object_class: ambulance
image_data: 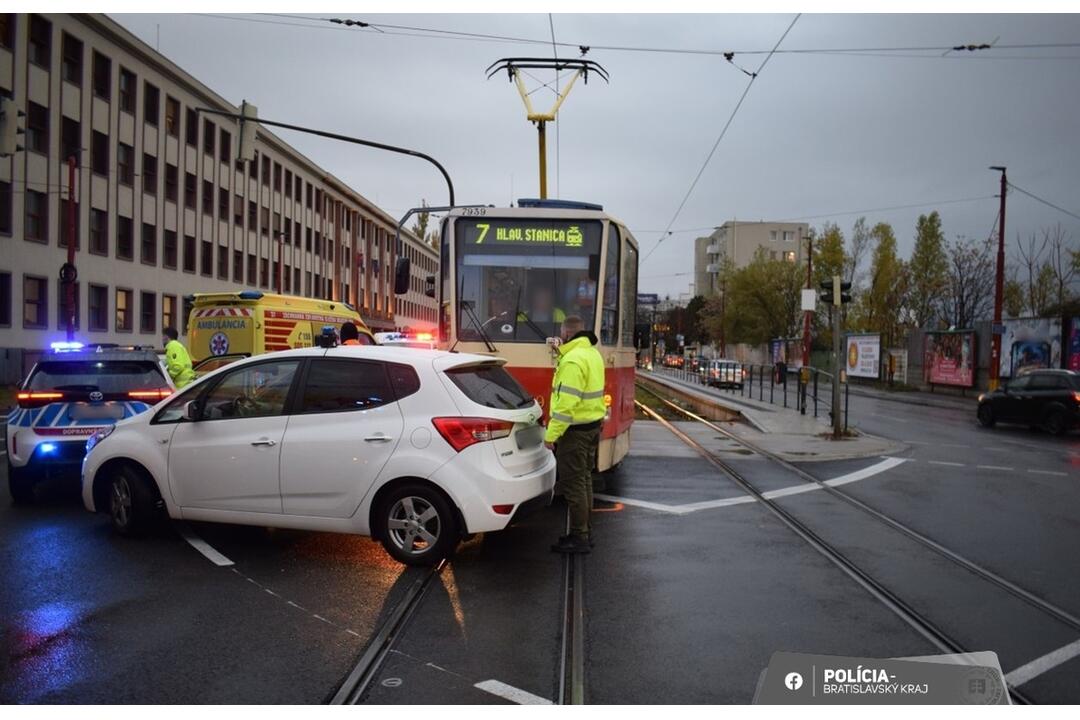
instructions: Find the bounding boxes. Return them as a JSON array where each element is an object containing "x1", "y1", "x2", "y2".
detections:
[{"x1": 187, "y1": 291, "x2": 375, "y2": 365}]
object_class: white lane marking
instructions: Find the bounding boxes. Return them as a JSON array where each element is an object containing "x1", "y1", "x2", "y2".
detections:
[
  {"x1": 976, "y1": 465, "x2": 1014, "y2": 471},
  {"x1": 345, "y1": 629, "x2": 361, "y2": 637},
  {"x1": 0, "y1": 450, "x2": 6, "y2": 458},
  {"x1": 177, "y1": 523, "x2": 234, "y2": 567},
  {"x1": 1005, "y1": 638, "x2": 1080, "y2": 687},
  {"x1": 927, "y1": 460, "x2": 964, "y2": 467},
  {"x1": 1028, "y1": 469, "x2": 1067, "y2": 477},
  {"x1": 596, "y1": 457, "x2": 907, "y2": 515},
  {"x1": 312, "y1": 614, "x2": 333, "y2": 625},
  {"x1": 474, "y1": 679, "x2": 553, "y2": 705}
]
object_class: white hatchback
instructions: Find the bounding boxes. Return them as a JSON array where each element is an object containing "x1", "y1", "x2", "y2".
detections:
[{"x1": 81, "y1": 346, "x2": 556, "y2": 565}]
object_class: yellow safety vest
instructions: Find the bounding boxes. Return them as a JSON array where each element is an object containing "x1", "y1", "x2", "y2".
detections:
[
  {"x1": 517, "y1": 307, "x2": 566, "y2": 323},
  {"x1": 545, "y1": 333, "x2": 606, "y2": 443},
  {"x1": 165, "y1": 339, "x2": 196, "y2": 389}
]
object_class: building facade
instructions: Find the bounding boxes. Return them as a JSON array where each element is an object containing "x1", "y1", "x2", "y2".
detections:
[
  {"x1": 693, "y1": 220, "x2": 810, "y2": 297},
  {"x1": 0, "y1": 13, "x2": 437, "y2": 379}
]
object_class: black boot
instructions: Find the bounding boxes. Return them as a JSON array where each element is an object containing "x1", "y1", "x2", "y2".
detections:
[{"x1": 551, "y1": 534, "x2": 591, "y2": 554}]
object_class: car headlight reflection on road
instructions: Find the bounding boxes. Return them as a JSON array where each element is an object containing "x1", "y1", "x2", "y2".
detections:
[{"x1": 85, "y1": 425, "x2": 115, "y2": 454}]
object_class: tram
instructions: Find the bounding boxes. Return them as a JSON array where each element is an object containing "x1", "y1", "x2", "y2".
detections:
[{"x1": 424, "y1": 199, "x2": 638, "y2": 471}]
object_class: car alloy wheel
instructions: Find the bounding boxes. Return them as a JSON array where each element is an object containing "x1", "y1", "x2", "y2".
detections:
[
  {"x1": 387, "y1": 496, "x2": 440, "y2": 557},
  {"x1": 111, "y1": 475, "x2": 133, "y2": 529}
]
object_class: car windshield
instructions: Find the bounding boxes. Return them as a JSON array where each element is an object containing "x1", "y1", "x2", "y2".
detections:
[
  {"x1": 27, "y1": 360, "x2": 169, "y2": 394},
  {"x1": 444, "y1": 363, "x2": 534, "y2": 409},
  {"x1": 455, "y1": 218, "x2": 602, "y2": 343}
]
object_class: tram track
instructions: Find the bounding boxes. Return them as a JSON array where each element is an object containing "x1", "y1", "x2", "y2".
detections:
[
  {"x1": 559, "y1": 511, "x2": 587, "y2": 705},
  {"x1": 631, "y1": 382, "x2": 1068, "y2": 704}
]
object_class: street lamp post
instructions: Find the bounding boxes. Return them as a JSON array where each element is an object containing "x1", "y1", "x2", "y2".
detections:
[{"x1": 989, "y1": 166, "x2": 1007, "y2": 391}]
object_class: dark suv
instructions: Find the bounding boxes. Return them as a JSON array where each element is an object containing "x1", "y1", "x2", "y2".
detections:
[{"x1": 976, "y1": 369, "x2": 1080, "y2": 435}]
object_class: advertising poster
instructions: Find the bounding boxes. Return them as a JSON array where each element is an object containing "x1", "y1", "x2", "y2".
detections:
[
  {"x1": 1068, "y1": 317, "x2": 1080, "y2": 372},
  {"x1": 845, "y1": 334, "x2": 880, "y2": 379},
  {"x1": 925, "y1": 331, "x2": 975, "y2": 387},
  {"x1": 999, "y1": 317, "x2": 1062, "y2": 377},
  {"x1": 770, "y1": 339, "x2": 787, "y2": 365}
]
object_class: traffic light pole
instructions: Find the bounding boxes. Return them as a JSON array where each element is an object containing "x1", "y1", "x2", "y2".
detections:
[
  {"x1": 802, "y1": 232, "x2": 813, "y2": 368},
  {"x1": 832, "y1": 279, "x2": 843, "y2": 439}
]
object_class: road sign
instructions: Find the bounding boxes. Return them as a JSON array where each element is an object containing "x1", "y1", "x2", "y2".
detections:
[{"x1": 801, "y1": 288, "x2": 817, "y2": 312}]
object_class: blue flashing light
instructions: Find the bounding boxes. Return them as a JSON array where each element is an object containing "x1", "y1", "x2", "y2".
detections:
[
  {"x1": 238, "y1": 290, "x2": 264, "y2": 300},
  {"x1": 39, "y1": 442, "x2": 58, "y2": 455},
  {"x1": 50, "y1": 341, "x2": 85, "y2": 352}
]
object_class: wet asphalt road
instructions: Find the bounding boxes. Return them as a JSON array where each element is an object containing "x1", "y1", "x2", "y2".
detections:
[{"x1": 1, "y1": 393, "x2": 1078, "y2": 703}]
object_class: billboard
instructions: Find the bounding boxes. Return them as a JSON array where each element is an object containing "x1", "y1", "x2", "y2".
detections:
[
  {"x1": 1067, "y1": 317, "x2": 1080, "y2": 372},
  {"x1": 925, "y1": 330, "x2": 975, "y2": 387},
  {"x1": 845, "y1": 334, "x2": 880, "y2": 379},
  {"x1": 999, "y1": 317, "x2": 1062, "y2": 377}
]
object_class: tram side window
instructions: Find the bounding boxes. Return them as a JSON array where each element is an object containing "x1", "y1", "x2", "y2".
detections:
[
  {"x1": 620, "y1": 238, "x2": 638, "y2": 346},
  {"x1": 600, "y1": 225, "x2": 620, "y2": 345}
]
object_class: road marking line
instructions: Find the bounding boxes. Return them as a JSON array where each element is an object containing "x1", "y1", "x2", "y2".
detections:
[
  {"x1": 312, "y1": 614, "x2": 333, "y2": 625},
  {"x1": 176, "y1": 523, "x2": 234, "y2": 567},
  {"x1": 286, "y1": 600, "x2": 308, "y2": 612},
  {"x1": 1005, "y1": 638, "x2": 1080, "y2": 687},
  {"x1": 976, "y1": 465, "x2": 1014, "y2": 471},
  {"x1": 346, "y1": 629, "x2": 361, "y2": 637},
  {"x1": 596, "y1": 457, "x2": 907, "y2": 515},
  {"x1": 927, "y1": 460, "x2": 965, "y2": 467},
  {"x1": 0, "y1": 450, "x2": 6, "y2": 458},
  {"x1": 1028, "y1": 469, "x2": 1067, "y2": 477},
  {"x1": 264, "y1": 588, "x2": 279, "y2": 597},
  {"x1": 474, "y1": 679, "x2": 552, "y2": 705}
]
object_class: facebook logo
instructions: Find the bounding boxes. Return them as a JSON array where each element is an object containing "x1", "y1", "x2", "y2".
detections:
[{"x1": 785, "y1": 672, "x2": 803, "y2": 691}]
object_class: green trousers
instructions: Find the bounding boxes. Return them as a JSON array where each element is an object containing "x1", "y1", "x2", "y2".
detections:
[{"x1": 555, "y1": 424, "x2": 601, "y2": 537}]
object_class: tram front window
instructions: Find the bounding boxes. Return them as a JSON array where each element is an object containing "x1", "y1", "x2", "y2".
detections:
[{"x1": 455, "y1": 218, "x2": 602, "y2": 343}]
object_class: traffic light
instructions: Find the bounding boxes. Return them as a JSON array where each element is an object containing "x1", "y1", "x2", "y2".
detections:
[
  {"x1": 818, "y1": 276, "x2": 852, "y2": 306},
  {"x1": 237, "y1": 100, "x2": 258, "y2": 163},
  {"x1": 0, "y1": 96, "x2": 26, "y2": 157}
]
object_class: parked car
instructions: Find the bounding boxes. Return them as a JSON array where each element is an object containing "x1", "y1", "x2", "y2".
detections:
[
  {"x1": 704, "y1": 359, "x2": 744, "y2": 389},
  {"x1": 81, "y1": 346, "x2": 556, "y2": 565},
  {"x1": 976, "y1": 369, "x2": 1080, "y2": 435}
]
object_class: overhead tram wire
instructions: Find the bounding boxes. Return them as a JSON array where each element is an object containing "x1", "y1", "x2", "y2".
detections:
[
  {"x1": 550, "y1": 13, "x2": 561, "y2": 200},
  {"x1": 1007, "y1": 182, "x2": 1080, "y2": 223},
  {"x1": 642, "y1": 14, "x2": 802, "y2": 264}
]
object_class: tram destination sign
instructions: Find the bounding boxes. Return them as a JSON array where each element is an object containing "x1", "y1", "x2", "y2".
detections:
[{"x1": 457, "y1": 218, "x2": 601, "y2": 253}]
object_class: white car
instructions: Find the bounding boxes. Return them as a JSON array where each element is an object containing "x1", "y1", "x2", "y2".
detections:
[{"x1": 81, "y1": 346, "x2": 556, "y2": 565}]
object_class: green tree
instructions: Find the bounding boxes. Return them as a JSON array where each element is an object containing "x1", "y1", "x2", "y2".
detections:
[
  {"x1": 907, "y1": 211, "x2": 948, "y2": 329},
  {"x1": 854, "y1": 222, "x2": 908, "y2": 345},
  {"x1": 813, "y1": 222, "x2": 846, "y2": 289},
  {"x1": 704, "y1": 249, "x2": 803, "y2": 346},
  {"x1": 685, "y1": 294, "x2": 709, "y2": 345}
]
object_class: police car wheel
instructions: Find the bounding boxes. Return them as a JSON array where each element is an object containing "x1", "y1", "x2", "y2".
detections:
[
  {"x1": 109, "y1": 466, "x2": 156, "y2": 536},
  {"x1": 7, "y1": 460, "x2": 36, "y2": 504},
  {"x1": 378, "y1": 484, "x2": 459, "y2": 566}
]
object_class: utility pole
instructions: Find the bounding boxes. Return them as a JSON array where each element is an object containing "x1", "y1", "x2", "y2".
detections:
[
  {"x1": 64, "y1": 156, "x2": 77, "y2": 341},
  {"x1": 832, "y1": 277, "x2": 843, "y2": 439},
  {"x1": 988, "y1": 166, "x2": 1007, "y2": 391},
  {"x1": 802, "y1": 229, "x2": 813, "y2": 368}
]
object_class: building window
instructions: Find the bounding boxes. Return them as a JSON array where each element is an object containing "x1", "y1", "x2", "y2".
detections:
[
  {"x1": 25, "y1": 190, "x2": 47, "y2": 242},
  {"x1": 285, "y1": 170, "x2": 293, "y2": 198},
  {"x1": 783, "y1": 250, "x2": 796, "y2": 262},
  {"x1": 202, "y1": 118, "x2": 215, "y2": 156},
  {"x1": 185, "y1": 107, "x2": 198, "y2": 146},
  {"x1": 260, "y1": 206, "x2": 269, "y2": 237},
  {"x1": 261, "y1": 155, "x2": 270, "y2": 186},
  {"x1": 91, "y1": 131, "x2": 109, "y2": 176},
  {"x1": 218, "y1": 187, "x2": 229, "y2": 221},
  {"x1": 90, "y1": 209, "x2": 107, "y2": 255},
  {"x1": 92, "y1": 51, "x2": 111, "y2": 99},
  {"x1": 26, "y1": 102, "x2": 48, "y2": 154},
  {"x1": 56, "y1": 281, "x2": 80, "y2": 330},
  {"x1": 165, "y1": 96, "x2": 180, "y2": 137},
  {"x1": 184, "y1": 172, "x2": 196, "y2": 210},
  {"x1": 141, "y1": 222, "x2": 156, "y2": 265},
  {"x1": 273, "y1": 162, "x2": 282, "y2": 192},
  {"x1": 115, "y1": 288, "x2": 132, "y2": 332},
  {"x1": 294, "y1": 268, "x2": 301, "y2": 295},
  {"x1": 233, "y1": 250, "x2": 243, "y2": 282},
  {"x1": 143, "y1": 82, "x2": 159, "y2": 126},
  {"x1": 233, "y1": 193, "x2": 243, "y2": 226},
  {"x1": 117, "y1": 143, "x2": 134, "y2": 185},
  {"x1": 294, "y1": 221, "x2": 301, "y2": 247},
  {"x1": 248, "y1": 200, "x2": 256, "y2": 228},
  {"x1": 1, "y1": 181, "x2": 13, "y2": 235},
  {"x1": 119, "y1": 68, "x2": 136, "y2": 113},
  {"x1": 219, "y1": 129, "x2": 231, "y2": 163},
  {"x1": 117, "y1": 216, "x2": 133, "y2": 259},
  {"x1": 217, "y1": 244, "x2": 228, "y2": 280},
  {"x1": 247, "y1": 253, "x2": 256, "y2": 285},
  {"x1": 202, "y1": 179, "x2": 213, "y2": 215},
  {"x1": 165, "y1": 163, "x2": 178, "y2": 202},
  {"x1": 163, "y1": 230, "x2": 177, "y2": 269},
  {"x1": 88, "y1": 283, "x2": 107, "y2": 331},
  {"x1": 249, "y1": 151, "x2": 258, "y2": 178},
  {"x1": 783, "y1": 230, "x2": 795, "y2": 243},
  {"x1": 28, "y1": 15, "x2": 51, "y2": 69},
  {"x1": 770, "y1": 230, "x2": 778, "y2": 242},
  {"x1": 23, "y1": 275, "x2": 48, "y2": 328},
  {"x1": 260, "y1": 258, "x2": 269, "y2": 288},
  {"x1": 140, "y1": 291, "x2": 156, "y2": 333},
  {"x1": 0, "y1": 15, "x2": 14, "y2": 51},
  {"x1": 296, "y1": 175, "x2": 303, "y2": 199},
  {"x1": 142, "y1": 153, "x2": 157, "y2": 195},
  {"x1": 162, "y1": 294, "x2": 176, "y2": 332},
  {"x1": 183, "y1": 234, "x2": 196, "y2": 273},
  {"x1": 61, "y1": 116, "x2": 80, "y2": 161},
  {"x1": 61, "y1": 33, "x2": 83, "y2": 86},
  {"x1": 59, "y1": 198, "x2": 79, "y2": 248},
  {"x1": 306, "y1": 227, "x2": 312, "y2": 252},
  {"x1": 200, "y1": 240, "x2": 212, "y2": 277}
]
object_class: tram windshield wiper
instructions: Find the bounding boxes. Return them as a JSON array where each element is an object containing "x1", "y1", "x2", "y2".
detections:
[{"x1": 461, "y1": 300, "x2": 497, "y2": 353}]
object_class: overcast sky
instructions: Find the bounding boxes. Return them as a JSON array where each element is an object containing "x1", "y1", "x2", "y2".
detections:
[{"x1": 115, "y1": 13, "x2": 1080, "y2": 298}]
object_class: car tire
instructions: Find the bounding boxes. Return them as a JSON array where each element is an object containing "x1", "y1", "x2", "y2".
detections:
[
  {"x1": 7, "y1": 460, "x2": 35, "y2": 504},
  {"x1": 377, "y1": 484, "x2": 459, "y2": 566},
  {"x1": 1043, "y1": 408, "x2": 1068, "y2": 436},
  {"x1": 977, "y1": 404, "x2": 996, "y2": 428},
  {"x1": 108, "y1": 465, "x2": 158, "y2": 536}
]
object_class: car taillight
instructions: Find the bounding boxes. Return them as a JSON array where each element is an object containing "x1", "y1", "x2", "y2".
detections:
[
  {"x1": 432, "y1": 417, "x2": 514, "y2": 452},
  {"x1": 16, "y1": 391, "x2": 64, "y2": 408},
  {"x1": 1073, "y1": 391, "x2": 1080, "y2": 404},
  {"x1": 128, "y1": 389, "x2": 173, "y2": 400}
]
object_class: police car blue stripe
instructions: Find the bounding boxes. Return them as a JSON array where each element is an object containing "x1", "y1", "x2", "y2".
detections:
[
  {"x1": 20, "y1": 408, "x2": 41, "y2": 427},
  {"x1": 37, "y1": 404, "x2": 63, "y2": 427}
]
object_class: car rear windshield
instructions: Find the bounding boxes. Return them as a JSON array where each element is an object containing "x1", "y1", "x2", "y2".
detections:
[
  {"x1": 27, "y1": 360, "x2": 169, "y2": 393},
  {"x1": 444, "y1": 364, "x2": 534, "y2": 409}
]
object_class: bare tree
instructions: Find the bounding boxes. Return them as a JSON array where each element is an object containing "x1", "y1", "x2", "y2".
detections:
[
  {"x1": 1044, "y1": 223, "x2": 1078, "y2": 310},
  {"x1": 939, "y1": 236, "x2": 995, "y2": 329},
  {"x1": 1014, "y1": 230, "x2": 1051, "y2": 316}
]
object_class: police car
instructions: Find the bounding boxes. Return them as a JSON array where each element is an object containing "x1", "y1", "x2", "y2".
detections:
[
  {"x1": 6, "y1": 342, "x2": 174, "y2": 503},
  {"x1": 375, "y1": 331, "x2": 437, "y2": 350}
]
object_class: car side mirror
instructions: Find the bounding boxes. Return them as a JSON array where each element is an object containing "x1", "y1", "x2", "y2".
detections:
[
  {"x1": 394, "y1": 257, "x2": 411, "y2": 295},
  {"x1": 182, "y1": 400, "x2": 201, "y2": 422},
  {"x1": 424, "y1": 274, "x2": 436, "y2": 298}
]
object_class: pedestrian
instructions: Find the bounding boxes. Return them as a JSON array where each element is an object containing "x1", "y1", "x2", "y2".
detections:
[
  {"x1": 162, "y1": 327, "x2": 195, "y2": 389},
  {"x1": 544, "y1": 315, "x2": 606, "y2": 554},
  {"x1": 340, "y1": 321, "x2": 362, "y2": 346}
]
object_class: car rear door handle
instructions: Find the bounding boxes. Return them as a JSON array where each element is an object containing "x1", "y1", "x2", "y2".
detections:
[
  {"x1": 251, "y1": 439, "x2": 277, "y2": 447},
  {"x1": 364, "y1": 435, "x2": 394, "y2": 443}
]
